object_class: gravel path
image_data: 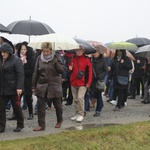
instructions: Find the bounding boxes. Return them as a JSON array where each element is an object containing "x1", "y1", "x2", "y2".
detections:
[{"x1": 0, "y1": 95, "x2": 150, "y2": 141}]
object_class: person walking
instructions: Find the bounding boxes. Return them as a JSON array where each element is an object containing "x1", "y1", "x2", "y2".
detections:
[
  {"x1": 69, "y1": 45, "x2": 93, "y2": 122},
  {"x1": 90, "y1": 50, "x2": 108, "y2": 116},
  {"x1": 32, "y1": 42, "x2": 65, "y2": 131},
  {"x1": 108, "y1": 49, "x2": 132, "y2": 111},
  {"x1": 17, "y1": 42, "x2": 36, "y2": 120},
  {"x1": 0, "y1": 43, "x2": 24, "y2": 132}
]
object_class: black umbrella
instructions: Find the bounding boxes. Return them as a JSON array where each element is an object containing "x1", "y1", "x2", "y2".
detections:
[
  {"x1": 126, "y1": 37, "x2": 150, "y2": 47},
  {"x1": 73, "y1": 38, "x2": 96, "y2": 54},
  {"x1": 7, "y1": 19, "x2": 55, "y2": 42},
  {"x1": 0, "y1": 23, "x2": 10, "y2": 33},
  {"x1": 135, "y1": 44, "x2": 150, "y2": 58}
]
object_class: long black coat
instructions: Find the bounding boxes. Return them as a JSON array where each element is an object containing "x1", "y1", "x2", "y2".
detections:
[
  {"x1": 17, "y1": 45, "x2": 36, "y2": 96},
  {"x1": 109, "y1": 55, "x2": 132, "y2": 89},
  {"x1": 0, "y1": 55, "x2": 24, "y2": 95}
]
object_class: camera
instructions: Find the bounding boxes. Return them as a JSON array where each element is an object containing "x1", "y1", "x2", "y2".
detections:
[{"x1": 77, "y1": 70, "x2": 84, "y2": 79}]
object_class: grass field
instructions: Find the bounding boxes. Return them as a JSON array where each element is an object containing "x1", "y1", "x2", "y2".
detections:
[{"x1": 0, "y1": 121, "x2": 150, "y2": 150}]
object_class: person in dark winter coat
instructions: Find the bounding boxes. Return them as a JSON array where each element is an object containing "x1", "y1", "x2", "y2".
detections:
[
  {"x1": 141, "y1": 58, "x2": 150, "y2": 104},
  {"x1": 32, "y1": 42, "x2": 65, "y2": 131},
  {"x1": 17, "y1": 42, "x2": 36, "y2": 120},
  {"x1": 90, "y1": 51, "x2": 108, "y2": 116},
  {"x1": 128, "y1": 56, "x2": 145, "y2": 99},
  {"x1": 0, "y1": 43, "x2": 24, "y2": 132},
  {"x1": 108, "y1": 49, "x2": 132, "y2": 111}
]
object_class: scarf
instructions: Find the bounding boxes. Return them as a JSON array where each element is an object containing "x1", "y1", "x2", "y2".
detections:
[
  {"x1": 40, "y1": 50, "x2": 55, "y2": 63},
  {"x1": 20, "y1": 54, "x2": 27, "y2": 64}
]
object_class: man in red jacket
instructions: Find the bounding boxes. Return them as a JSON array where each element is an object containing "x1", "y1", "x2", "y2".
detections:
[{"x1": 68, "y1": 45, "x2": 92, "y2": 122}]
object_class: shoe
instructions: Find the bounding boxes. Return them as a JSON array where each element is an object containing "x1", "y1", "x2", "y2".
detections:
[
  {"x1": 109, "y1": 100, "x2": 117, "y2": 105},
  {"x1": 7, "y1": 114, "x2": 16, "y2": 120},
  {"x1": 55, "y1": 121, "x2": 63, "y2": 128},
  {"x1": 128, "y1": 96, "x2": 135, "y2": 99},
  {"x1": 113, "y1": 107, "x2": 120, "y2": 111},
  {"x1": 13, "y1": 127, "x2": 23, "y2": 132},
  {"x1": 141, "y1": 96, "x2": 144, "y2": 99},
  {"x1": 46, "y1": 107, "x2": 51, "y2": 110},
  {"x1": 107, "y1": 99, "x2": 111, "y2": 102},
  {"x1": 93, "y1": 112, "x2": 100, "y2": 117},
  {"x1": 22, "y1": 107, "x2": 27, "y2": 110},
  {"x1": 71, "y1": 114, "x2": 78, "y2": 121},
  {"x1": 124, "y1": 102, "x2": 127, "y2": 106},
  {"x1": 76, "y1": 115, "x2": 84, "y2": 122},
  {"x1": 65, "y1": 103, "x2": 72, "y2": 106},
  {"x1": 33, "y1": 126, "x2": 45, "y2": 131},
  {"x1": 84, "y1": 111, "x2": 86, "y2": 117},
  {"x1": 34, "y1": 111, "x2": 37, "y2": 115},
  {"x1": 6, "y1": 106, "x2": 10, "y2": 110},
  {"x1": 141, "y1": 100, "x2": 150, "y2": 104},
  {"x1": 28, "y1": 113, "x2": 33, "y2": 120},
  {"x1": 0, "y1": 129, "x2": 5, "y2": 133}
]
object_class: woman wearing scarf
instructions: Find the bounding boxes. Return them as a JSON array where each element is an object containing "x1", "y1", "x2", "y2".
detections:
[
  {"x1": 17, "y1": 42, "x2": 36, "y2": 120},
  {"x1": 32, "y1": 42, "x2": 65, "y2": 131}
]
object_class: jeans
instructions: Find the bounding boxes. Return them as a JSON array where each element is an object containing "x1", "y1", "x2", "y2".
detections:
[
  {"x1": 95, "y1": 92, "x2": 103, "y2": 112},
  {"x1": 109, "y1": 80, "x2": 114, "y2": 100}
]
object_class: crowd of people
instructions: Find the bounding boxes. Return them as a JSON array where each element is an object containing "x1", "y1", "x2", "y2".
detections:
[{"x1": 0, "y1": 36, "x2": 150, "y2": 133}]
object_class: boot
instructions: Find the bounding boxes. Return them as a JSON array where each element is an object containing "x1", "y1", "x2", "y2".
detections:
[
  {"x1": 28, "y1": 113, "x2": 33, "y2": 120},
  {"x1": 90, "y1": 98, "x2": 96, "y2": 108}
]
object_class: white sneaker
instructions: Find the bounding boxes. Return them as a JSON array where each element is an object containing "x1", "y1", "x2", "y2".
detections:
[
  {"x1": 71, "y1": 114, "x2": 78, "y2": 121},
  {"x1": 125, "y1": 102, "x2": 127, "y2": 106},
  {"x1": 76, "y1": 115, "x2": 84, "y2": 122},
  {"x1": 109, "y1": 100, "x2": 117, "y2": 105}
]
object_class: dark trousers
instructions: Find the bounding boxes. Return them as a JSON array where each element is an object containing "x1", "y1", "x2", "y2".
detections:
[
  {"x1": 130, "y1": 78, "x2": 138, "y2": 97},
  {"x1": 24, "y1": 95, "x2": 33, "y2": 114},
  {"x1": 116, "y1": 88, "x2": 127, "y2": 108},
  {"x1": 0, "y1": 95, "x2": 24, "y2": 130},
  {"x1": 37, "y1": 96, "x2": 63, "y2": 128}
]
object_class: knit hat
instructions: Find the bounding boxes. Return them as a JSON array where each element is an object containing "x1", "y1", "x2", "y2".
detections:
[{"x1": 0, "y1": 42, "x2": 13, "y2": 54}]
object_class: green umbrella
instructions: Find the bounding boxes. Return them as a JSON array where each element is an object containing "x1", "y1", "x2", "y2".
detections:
[{"x1": 107, "y1": 42, "x2": 138, "y2": 51}]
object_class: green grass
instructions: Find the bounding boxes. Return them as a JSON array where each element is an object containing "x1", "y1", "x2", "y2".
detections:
[{"x1": 0, "y1": 121, "x2": 150, "y2": 150}]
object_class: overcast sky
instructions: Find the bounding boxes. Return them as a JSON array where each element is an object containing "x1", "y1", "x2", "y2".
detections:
[{"x1": 1, "y1": 0, "x2": 150, "y2": 44}]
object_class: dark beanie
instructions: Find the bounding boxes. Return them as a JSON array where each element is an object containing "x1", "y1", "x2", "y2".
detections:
[{"x1": 0, "y1": 42, "x2": 13, "y2": 54}]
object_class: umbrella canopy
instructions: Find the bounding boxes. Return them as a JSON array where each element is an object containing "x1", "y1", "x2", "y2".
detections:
[
  {"x1": 87, "y1": 40, "x2": 108, "y2": 53},
  {"x1": 107, "y1": 42, "x2": 138, "y2": 51},
  {"x1": 0, "y1": 23, "x2": 10, "y2": 33},
  {"x1": 126, "y1": 37, "x2": 150, "y2": 47},
  {"x1": 135, "y1": 45, "x2": 150, "y2": 58},
  {"x1": 74, "y1": 38, "x2": 96, "y2": 54},
  {"x1": 28, "y1": 33, "x2": 79, "y2": 50},
  {"x1": 7, "y1": 19, "x2": 55, "y2": 36},
  {"x1": 109, "y1": 49, "x2": 135, "y2": 61}
]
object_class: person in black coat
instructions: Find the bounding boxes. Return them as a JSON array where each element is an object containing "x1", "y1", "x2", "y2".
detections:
[
  {"x1": 0, "y1": 43, "x2": 24, "y2": 132},
  {"x1": 17, "y1": 42, "x2": 36, "y2": 120},
  {"x1": 108, "y1": 49, "x2": 132, "y2": 111},
  {"x1": 90, "y1": 51, "x2": 108, "y2": 116}
]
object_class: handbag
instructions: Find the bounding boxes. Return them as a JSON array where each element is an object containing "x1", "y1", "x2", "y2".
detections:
[
  {"x1": 92, "y1": 64, "x2": 105, "y2": 92},
  {"x1": 96, "y1": 80, "x2": 105, "y2": 92},
  {"x1": 117, "y1": 75, "x2": 128, "y2": 85}
]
